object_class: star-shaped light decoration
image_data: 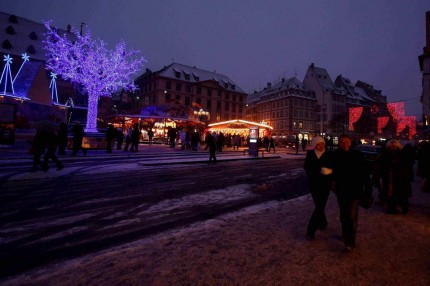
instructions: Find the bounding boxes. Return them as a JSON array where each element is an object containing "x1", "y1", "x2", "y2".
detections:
[
  {"x1": 50, "y1": 72, "x2": 57, "y2": 79},
  {"x1": 3, "y1": 54, "x2": 12, "y2": 64},
  {"x1": 21, "y1": 53, "x2": 30, "y2": 62}
]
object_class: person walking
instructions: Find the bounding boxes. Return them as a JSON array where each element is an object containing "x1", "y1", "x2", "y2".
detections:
[
  {"x1": 116, "y1": 128, "x2": 123, "y2": 150},
  {"x1": 57, "y1": 122, "x2": 68, "y2": 155},
  {"x1": 42, "y1": 129, "x2": 64, "y2": 171},
  {"x1": 304, "y1": 136, "x2": 333, "y2": 240},
  {"x1": 147, "y1": 129, "x2": 154, "y2": 145},
  {"x1": 417, "y1": 140, "x2": 430, "y2": 193},
  {"x1": 71, "y1": 122, "x2": 86, "y2": 156},
  {"x1": 233, "y1": 134, "x2": 240, "y2": 150},
  {"x1": 332, "y1": 134, "x2": 371, "y2": 252},
  {"x1": 105, "y1": 124, "x2": 116, "y2": 153},
  {"x1": 205, "y1": 131, "x2": 217, "y2": 163},
  {"x1": 373, "y1": 139, "x2": 413, "y2": 214},
  {"x1": 130, "y1": 124, "x2": 140, "y2": 152},
  {"x1": 268, "y1": 136, "x2": 276, "y2": 153}
]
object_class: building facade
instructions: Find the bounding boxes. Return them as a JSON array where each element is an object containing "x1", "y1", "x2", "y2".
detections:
[
  {"x1": 134, "y1": 63, "x2": 247, "y2": 124},
  {"x1": 0, "y1": 12, "x2": 88, "y2": 133},
  {"x1": 303, "y1": 63, "x2": 347, "y2": 136},
  {"x1": 419, "y1": 11, "x2": 430, "y2": 134},
  {"x1": 245, "y1": 77, "x2": 316, "y2": 141}
]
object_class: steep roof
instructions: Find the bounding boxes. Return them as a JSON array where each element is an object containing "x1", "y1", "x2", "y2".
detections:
[
  {"x1": 247, "y1": 76, "x2": 314, "y2": 103},
  {"x1": 0, "y1": 11, "x2": 73, "y2": 61},
  {"x1": 156, "y1": 63, "x2": 245, "y2": 93}
]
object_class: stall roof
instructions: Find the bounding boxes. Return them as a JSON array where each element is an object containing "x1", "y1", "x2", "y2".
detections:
[{"x1": 208, "y1": 119, "x2": 273, "y2": 130}]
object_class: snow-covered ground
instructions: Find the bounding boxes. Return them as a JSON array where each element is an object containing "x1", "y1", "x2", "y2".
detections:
[{"x1": 2, "y1": 178, "x2": 430, "y2": 286}]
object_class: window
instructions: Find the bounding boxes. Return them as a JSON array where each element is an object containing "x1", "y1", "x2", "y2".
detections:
[
  {"x1": 185, "y1": 96, "x2": 190, "y2": 106},
  {"x1": 29, "y1": 31, "x2": 38, "y2": 40},
  {"x1": 165, "y1": 81, "x2": 171, "y2": 89},
  {"x1": 217, "y1": 90, "x2": 222, "y2": 98},
  {"x1": 176, "y1": 83, "x2": 181, "y2": 91},
  {"x1": 2, "y1": 40, "x2": 12, "y2": 50},
  {"x1": 232, "y1": 94, "x2": 236, "y2": 101},
  {"x1": 217, "y1": 101, "x2": 221, "y2": 110},
  {"x1": 175, "y1": 94, "x2": 181, "y2": 101},
  {"x1": 299, "y1": 122, "x2": 303, "y2": 129},
  {"x1": 184, "y1": 73, "x2": 190, "y2": 80},
  {"x1": 231, "y1": 85, "x2": 235, "y2": 90},
  {"x1": 196, "y1": 98, "x2": 201, "y2": 106},
  {"x1": 239, "y1": 95, "x2": 243, "y2": 102},
  {"x1": 185, "y1": 85, "x2": 191, "y2": 93},
  {"x1": 197, "y1": 86, "x2": 202, "y2": 94},
  {"x1": 9, "y1": 15, "x2": 18, "y2": 23},
  {"x1": 239, "y1": 105, "x2": 242, "y2": 113},
  {"x1": 165, "y1": 93, "x2": 171, "y2": 101},
  {"x1": 207, "y1": 100, "x2": 212, "y2": 109},
  {"x1": 225, "y1": 102, "x2": 229, "y2": 111},
  {"x1": 26, "y1": 45, "x2": 36, "y2": 54},
  {"x1": 174, "y1": 71, "x2": 180, "y2": 78},
  {"x1": 6, "y1": 26, "x2": 15, "y2": 35},
  {"x1": 208, "y1": 88, "x2": 212, "y2": 96},
  {"x1": 225, "y1": 93, "x2": 229, "y2": 100}
]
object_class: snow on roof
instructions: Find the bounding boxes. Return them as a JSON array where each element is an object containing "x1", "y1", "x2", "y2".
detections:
[
  {"x1": 158, "y1": 63, "x2": 245, "y2": 93},
  {"x1": 247, "y1": 77, "x2": 314, "y2": 103},
  {"x1": 0, "y1": 11, "x2": 73, "y2": 61}
]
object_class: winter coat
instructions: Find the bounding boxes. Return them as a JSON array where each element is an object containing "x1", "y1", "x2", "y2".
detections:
[
  {"x1": 304, "y1": 150, "x2": 333, "y2": 192},
  {"x1": 332, "y1": 148, "x2": 370, "y2": 200}
]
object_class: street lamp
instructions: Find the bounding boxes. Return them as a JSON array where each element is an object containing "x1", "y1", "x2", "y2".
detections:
[{"x1": 194, "y1": 109, "x2": 210, "y2": 122}]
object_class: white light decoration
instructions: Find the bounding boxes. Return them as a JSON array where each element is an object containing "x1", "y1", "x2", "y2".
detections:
[
  {"x1": 49, "y1": 72, "x2": 59, "y2": 103},
  {"x1": 43, "y1": 21, "x2": 145, "y2": 132},
  {"x1": 0, "y1": 54, "x2": 14, "y2": 95},
  {"x1": 12, "y1": 53, "x2": 30, "y2": 84}
]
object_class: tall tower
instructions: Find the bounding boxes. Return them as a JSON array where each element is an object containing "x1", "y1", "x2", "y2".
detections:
[{"x1": 418, "y1": 11, "x2": 430, "y2": 131}]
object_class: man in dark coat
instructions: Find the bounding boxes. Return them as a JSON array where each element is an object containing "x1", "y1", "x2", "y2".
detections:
[
  {"x1": 205, "y1": 132, "x2": 217, "y2": 162},
  {"x1": 105, "y1": 124, "x2": 116, "y2": 153},
  {"x1": 332, "y1": 134, "x2": 371, "y2": 252},
  {"x1": 71, "y1": 122, "x2": 86, "y2": 156}
]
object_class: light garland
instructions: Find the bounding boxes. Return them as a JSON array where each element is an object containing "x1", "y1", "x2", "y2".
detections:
[
  {"x1": 377, "y1": 116, "x2": 389, "y2": 134},
  {"x1": 49, "y1": 72, "x2": 59, "y2": 103},
  {"x1": 348, "y1": 107, "x2": 363, "y2": 131},
  {"x1": 43, "y1": 21, "x2": 145, "y2": 132}
]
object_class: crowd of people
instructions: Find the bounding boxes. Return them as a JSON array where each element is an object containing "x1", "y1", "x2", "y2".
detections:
[{"x1": 304, "y1": 134, "x2": 430, "y2": 252}]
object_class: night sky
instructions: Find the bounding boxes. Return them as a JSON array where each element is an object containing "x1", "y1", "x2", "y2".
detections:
[{"x1": 1, "y1": 0, "x2": 429, "y2": 117}]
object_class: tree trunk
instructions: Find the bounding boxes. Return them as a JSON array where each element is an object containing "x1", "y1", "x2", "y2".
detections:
[{"x1": 85, "y1": 93, "x2": 99, "y2": 133}]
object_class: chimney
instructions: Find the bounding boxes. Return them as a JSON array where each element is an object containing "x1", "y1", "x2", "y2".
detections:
[
  {"x1": 67, "y1": 24, "x2": 71, "y2": 32},
  {"x1": 425, "y1": 11, "x2": 430, "y2": 53},
  {"x1": 267, "y1": 82, "x2": 272, "y2": 89},
  {"x1": 281, "y1": 78, "x2": 285, "y2": 83}
]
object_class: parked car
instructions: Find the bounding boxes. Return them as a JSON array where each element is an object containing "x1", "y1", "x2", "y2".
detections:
[{"x1": 354, "y1": 144, "x2": 383, "y2": 172}]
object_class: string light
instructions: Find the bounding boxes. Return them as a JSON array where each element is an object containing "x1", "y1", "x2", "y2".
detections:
[{"x1": 348, "y1": 107, "x2": 363, "y2": 131}]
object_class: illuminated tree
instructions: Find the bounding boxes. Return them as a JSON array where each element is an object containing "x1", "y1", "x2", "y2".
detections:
[{"x1": 43, "y1": 21, "x2": 144, "y2": 132}]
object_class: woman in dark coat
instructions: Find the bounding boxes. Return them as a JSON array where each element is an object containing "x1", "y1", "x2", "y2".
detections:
[
  {"x1": 374, "y1": 139, "x2": 413, "y2": 214},
  {"x1": 304, "y1": 136, "x2": 333, "y2": 240}
]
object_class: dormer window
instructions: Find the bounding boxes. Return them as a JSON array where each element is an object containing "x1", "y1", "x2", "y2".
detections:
[
  {"x1": 183, "y1": 72, "x2": 190, "y2": 80},
  {"x1": 174, "y1": 71, "x2": 180, "y2": 78},
  {"x1": 29, "y1": 31, "x2": 38, "y2": 40},
  {"x1": 2, "y1": 40, "x2": 12, "y2": 50},
  {"x1": 9, "y1": 15, "x2": 18, "y2": 24},
  {"x1": 6, "y1": 26, "x2": 15, "y2": 35},
  {"x1": 231, "y1": 85, "x2": 235, "y2": 90},
  {"x1": 27, "y1": 44, "x2": 36, "y2": 54},
  {"x1": 193, "y1": 73, "x2": 199, "y2": 81}
]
